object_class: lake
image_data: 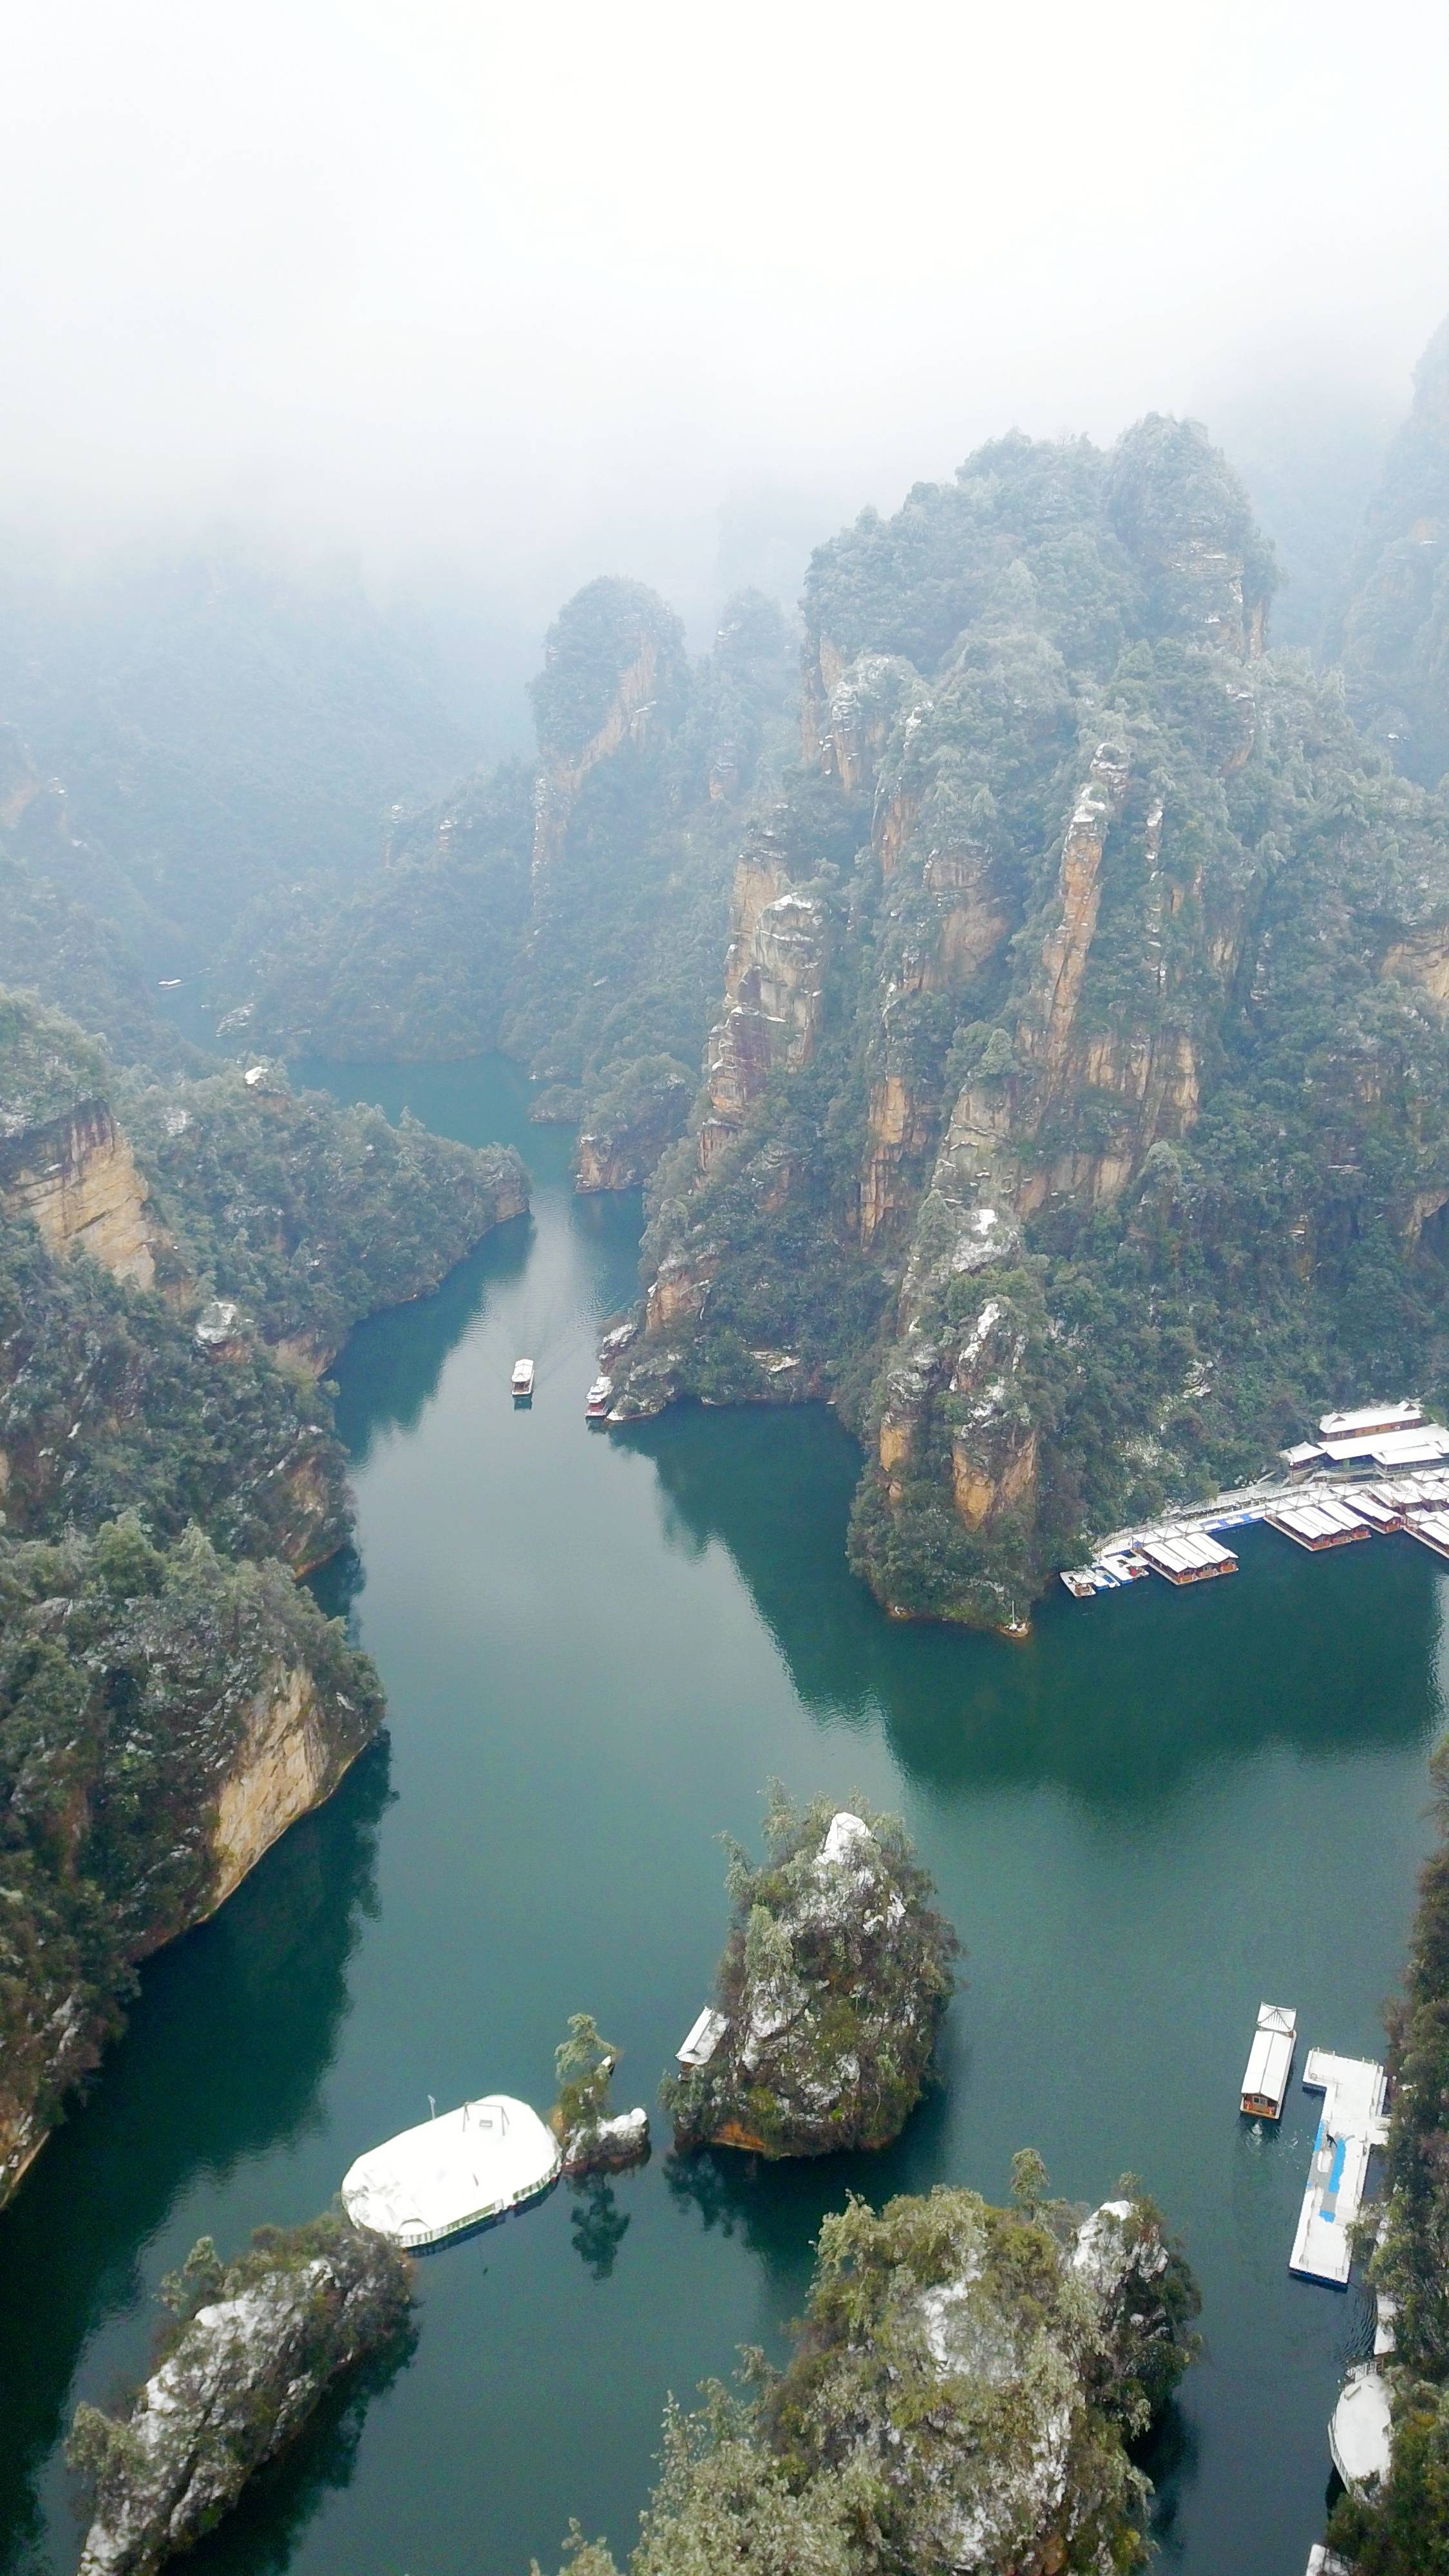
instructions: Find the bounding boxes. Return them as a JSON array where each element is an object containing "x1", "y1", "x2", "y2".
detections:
[{"x1": 0, "y1": 1053, "x2": 1441, "y2": 2576}]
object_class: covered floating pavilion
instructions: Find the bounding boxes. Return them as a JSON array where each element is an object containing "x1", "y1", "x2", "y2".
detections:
[
  {"x1": 1289, "y1": 2050, "x2": 1388, "y2": 2287},
  {"x1": 1139, "y1": 1531, "x2": 1238, "y2": 1586},
  {"x1": 1266, "y1": 1496, "x2": 1372, "y2": 1552}
]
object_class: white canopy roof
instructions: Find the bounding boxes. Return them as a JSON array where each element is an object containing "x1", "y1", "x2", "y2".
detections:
[{"x1": 341, "y1": 2095, "x2": 559, "y2": 2247}]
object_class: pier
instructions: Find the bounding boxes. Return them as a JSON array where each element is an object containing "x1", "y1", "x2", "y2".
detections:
[{"x1": 1289, "y1": 2050, "x2": 1388, "y2": 2286}]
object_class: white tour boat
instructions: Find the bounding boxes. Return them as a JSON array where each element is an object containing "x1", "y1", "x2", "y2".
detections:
[
  {"x1": 511, "y1": 1358, "x2": 535, "y2": 1399},
  {"x1": 341, "y1": 2094, "x2": 560, "y2": 2248},
  {"x1": 585, "y1": 1375, "x2": 612, "y2": 1420}
]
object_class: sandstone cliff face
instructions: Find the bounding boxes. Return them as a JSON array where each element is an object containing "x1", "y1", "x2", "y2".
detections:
[
  {"x1": 207, "y1": 1662, "x2": 359, "y2": 1914},
  {"x1": 0, "y1": 1101, "x2": 159, "y2": 1288},
  {"x1": 575, "y1": 1061, "x2": 692, "y2": 1192},
  {"x1": 701, "y1": 872, "x2": 831, "y2": 1166},
  {"x1": 532, "y1": 627, "x2": 666, "y2": 875}
]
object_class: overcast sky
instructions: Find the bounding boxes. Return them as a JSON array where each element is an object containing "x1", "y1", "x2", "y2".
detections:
[{"x1": 4, "y1": 0, "x2": 1446, "y2": 624}]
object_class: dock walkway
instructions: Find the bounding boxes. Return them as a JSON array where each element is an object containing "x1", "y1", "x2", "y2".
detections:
[{"x1": 1289, "y1": 2050, "x2": 1388, "y2": 2286}]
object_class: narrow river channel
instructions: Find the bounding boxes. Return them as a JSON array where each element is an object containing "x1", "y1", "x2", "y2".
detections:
[{"x1": 1, "y1": 1056, "x2": 1443, "y2": 2576}]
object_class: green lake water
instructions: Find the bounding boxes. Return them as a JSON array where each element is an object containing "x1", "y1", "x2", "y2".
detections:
[{"x1": 2, "y1": 1052, "x2": 1444, "y2": 2576}]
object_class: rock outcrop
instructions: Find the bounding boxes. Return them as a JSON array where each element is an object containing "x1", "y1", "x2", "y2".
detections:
[
  {"x1": 759, "y1": 2181, "x2": 1201, "y2": 2575},
  {"x1": 576, "y1": 1057, "x2": 692, "y2": 1192},
  {"x1": 529, "y1": 577, "x2": 691, "y2": 875},
  {"x1": 603, "y1": 406, "x2": 1449, "y2": 1634},
  {"x1": 70, "y1": 2217, "x2": 413, "y2": 2576},
  {"x1": 0, "y1": 1098, "x2": 159, "y2": 1288},
  {"x1": 666, "y1": 1796, "x2": 958, "y2": 2158}
]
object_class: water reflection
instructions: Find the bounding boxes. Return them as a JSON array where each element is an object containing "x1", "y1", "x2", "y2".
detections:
[
  {"x1": 331, "y1": 1220, "x2": 533, "y2": 1463},
  {"x1": 0, "y1": 1746, "x2": 391, "y2": 2566},
  {"x1": 627, "y1": 1405, "x2": 1441, "y2": 1805},
  {"x1": 569, "y1": 2177, "x2": 631, "y2": 2280}
]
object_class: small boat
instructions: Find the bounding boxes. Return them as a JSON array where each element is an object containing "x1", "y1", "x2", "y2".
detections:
[
  {"x1": 341, "y1": 2093, "x2": 560, "y2": 2249},
  {"x1": 1240, "y1": 2002, "x2": 1297, "y2": 2119},
  {"x1": 585, "y1": 1374, "x2": 612, "y2": 1421},
  {"x1": 157, "y1": 977, "x2": 182, "y2": 990},
  {"x1": 511, "y1": 1358, "x2": 535, "y2": 1399}
]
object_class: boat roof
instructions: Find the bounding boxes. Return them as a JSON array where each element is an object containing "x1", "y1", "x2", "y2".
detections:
[
  {"x1": 677, "y1": 2006, "x2": 729, "y2": 2068},
  {"x1": 1331, "y1": 2370, "x2": 1392, "y2": 2485},
  {"x1": 1243, "y1": 2025, "x2": 1294, "y2": 2099},
  {"x1": 341, "y1": 2094, "x2": 558, "y2": 2240}
]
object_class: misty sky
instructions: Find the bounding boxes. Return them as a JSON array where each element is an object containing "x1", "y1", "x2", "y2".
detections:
[{"x1": 5, "y1": 0, "x2": 1446, "y2": 625}]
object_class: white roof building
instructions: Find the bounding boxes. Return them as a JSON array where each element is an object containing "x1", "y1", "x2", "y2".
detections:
[{"x1": 1319, "y1": 1401, "x2": 1423, "y2": 1439}]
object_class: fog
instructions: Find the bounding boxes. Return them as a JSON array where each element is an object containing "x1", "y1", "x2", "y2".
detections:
[{"x1": 4, "y1": 0, "x2": 1445, "y2": 636}]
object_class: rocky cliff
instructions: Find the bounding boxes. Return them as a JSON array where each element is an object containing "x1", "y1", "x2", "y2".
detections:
[
  {"x1": 608, "y1": 411, "x2": 1449, "y2": 1629},
  {"x1": 222, "y1": 589, "x2": 797, "y2": 1169},
  {"x1": 70, "y1": 2216, "x2": 413, "y2": 2576}
]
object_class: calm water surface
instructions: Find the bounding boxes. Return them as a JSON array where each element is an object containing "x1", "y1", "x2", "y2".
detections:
[{"x1": 2, "y1": 1054, "x2": 1444, "y2": 2576}]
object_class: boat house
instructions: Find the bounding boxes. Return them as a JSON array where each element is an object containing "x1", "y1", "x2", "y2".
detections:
[
  {"x1": 340, "y1": 2094, "x2": 560, "y2": 2248},
  {"x1": 1318, "y1": 1400, "x2": 1423, "y2": 1440}
]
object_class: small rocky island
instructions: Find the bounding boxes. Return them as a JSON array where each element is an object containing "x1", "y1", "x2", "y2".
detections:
[
  {"x1": 69, "y1": 2215, "x2": 413, "y2": 2576},
  {"x1": 551, "y1": 2012, "x2": 650, "y2": 2175},
  {"x1": 664, "y1": 1791, "x2": 958, "y2": 2157}
]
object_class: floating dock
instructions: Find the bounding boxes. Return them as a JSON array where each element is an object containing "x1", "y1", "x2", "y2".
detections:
[
  {"x1": 1289, "y1": 2050, "x2": 1388, "y2": 2286},
  {"x1": 1240, "y1": 2003, "x2": 1297, "y2": 2119},
  {"x1": 1057, "y1": 1404, "x2": 1449, "y2": 1606}
]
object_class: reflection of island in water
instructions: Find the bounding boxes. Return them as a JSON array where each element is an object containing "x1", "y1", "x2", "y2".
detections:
[
  {"x1": 0, "y1": 1744, "x2": 392, "y2": 2575},
  {"x1": 626, "y1": 1402, "x2": 1443, "y2": 1803}
]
